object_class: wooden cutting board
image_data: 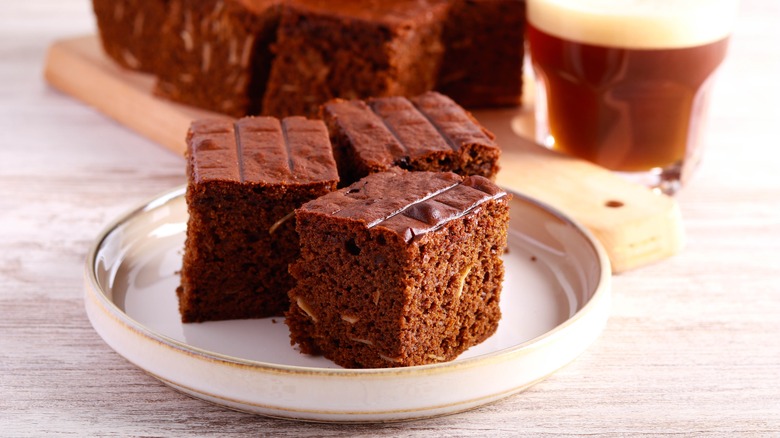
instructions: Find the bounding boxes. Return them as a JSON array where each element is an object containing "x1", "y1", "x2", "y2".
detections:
[{"x1": 43, "y1": 35, "x2": 685, "y2": 273}]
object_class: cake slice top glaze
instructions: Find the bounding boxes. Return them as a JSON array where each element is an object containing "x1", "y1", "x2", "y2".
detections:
[
  {"x1": 187, "y1": 116, "x2": 339, "y2": 185},
  {"x1": 322, "y1": 91, "x2": 498, "y2": 169},
  {"x1": 300, "y1": 169, "x2": 508, "y2": 242}
]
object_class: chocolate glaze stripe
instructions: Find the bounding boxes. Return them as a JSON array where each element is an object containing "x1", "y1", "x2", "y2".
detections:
[
  {"x1": 362, "y1": 181, "x2": 462, "y2": 229},
  {"x1": 232, "y1": 120, "x2": 246, "y2": 184},
  {"x1": 429, "y1": 192, "x2": 473, "y2": 212},
  {"x1": 280, "y1": 118, "x2": 295, "y2": 174},
  {"x1": 369, "y1": 97, "x2": 454, "y2": 157},
  {"x1": 367, "y1": 102, "x2": 410, "y2": 157},
  {"x1": 410, "y1": 99, "x2": 460, "y2": 153},
  {"x1": 366, "y1": 180, "x2": 507, "y2": 242},
  {"x1": 387, "y1": 183, "x2": 507, "y2": 242}
]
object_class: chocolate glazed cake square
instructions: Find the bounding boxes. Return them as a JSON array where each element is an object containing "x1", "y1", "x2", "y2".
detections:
[
  {"x1": 178, "y1": 116, "x2": 339, "y2": 323},
  {"x1": 287, "y1": 169, "x2": 510, "y2": 368},
  {"x1": 322, "y1": 91, "x2": 501, "y2": 186}
]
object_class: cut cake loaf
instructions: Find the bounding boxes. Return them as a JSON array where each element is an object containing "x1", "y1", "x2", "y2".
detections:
[{"x1": 92, "y1": 0, "x2": 527, "y2": 116}]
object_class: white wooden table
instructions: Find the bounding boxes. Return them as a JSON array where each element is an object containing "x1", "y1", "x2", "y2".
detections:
[{"x1": 2, "y1": 1, "x2": 779, "y2": 435}]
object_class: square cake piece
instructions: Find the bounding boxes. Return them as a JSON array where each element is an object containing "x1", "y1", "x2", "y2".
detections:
[
  {"x1": 154, "y1": 0, "x2": 282, "y2": 117},
  {"x1": 178, "y1": 116, "x2": 339, "y2": 322},
  {"x1": 287, "y1": 169, "x2": 510, "y2": 368},
  {"x1": 261, "y1": 0, "x2": 450, "y2": 118},
  {"x1": 321, "y1": 91, "x2": 501, "y2": 186}
]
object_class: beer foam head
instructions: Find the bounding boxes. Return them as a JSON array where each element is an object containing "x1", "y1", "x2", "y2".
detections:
[{"x1": 527, "y1": 0, "x2": 738, "y2": 49}]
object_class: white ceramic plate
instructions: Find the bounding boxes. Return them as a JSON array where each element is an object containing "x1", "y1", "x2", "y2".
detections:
[{"x1": 84, "y1": 185, "x2": 611, "y2": 423}]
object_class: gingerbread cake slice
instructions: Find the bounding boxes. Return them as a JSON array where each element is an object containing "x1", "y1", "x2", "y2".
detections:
[
  {"x1": 287, "y1": 169, "x2": 510, "y2": 368},
  {"x1": 178, "y1": 116, "x2": 339, "y2": 323},
  {"x1": 321, "y1": 91, "x2": 500, "y2": 186},
  {"x1": 437, "y1": 0, "x2": 526, "y2": 108},
  {"x1": 261, "y1": 0, "x2": 450, "y2": 118}
]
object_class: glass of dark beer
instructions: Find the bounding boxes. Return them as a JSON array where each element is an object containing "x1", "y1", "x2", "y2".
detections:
[{"x1": 527, "y1": 0, "x2": 738, "y2": 194}]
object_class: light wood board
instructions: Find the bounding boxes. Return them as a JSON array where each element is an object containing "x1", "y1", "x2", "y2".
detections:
[{"x1": 43, "y1": 35, "x2": 685, "y2": 273}]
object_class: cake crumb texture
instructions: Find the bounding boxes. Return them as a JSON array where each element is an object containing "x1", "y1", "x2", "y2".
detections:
[
  {"x1": 178, "y1": 116, "x2": 338, "y2": 322},
  {"x1": 287, "y1": 169, "x2": 510, "y2": 368}
]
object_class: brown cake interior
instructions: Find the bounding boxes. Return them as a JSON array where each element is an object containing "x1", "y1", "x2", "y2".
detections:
[
  {"x1": 180, "y1": 181, "x2": 322, "y2": 321},
  {"x1": 154, "y1": 0, "x2": 282, "y2": 117},
  {"x1": 438, "y1": 0, "x2": 526, "y2": 107},
  {"x1": 178, "y1": 117, "x2": 338, "y2": 322},
  {"x1": 261, "y1": 0, "x2": 449, "y2": 117},
  {"x1": 92, "y1": 0, "x2": 172, "y2": 74}
]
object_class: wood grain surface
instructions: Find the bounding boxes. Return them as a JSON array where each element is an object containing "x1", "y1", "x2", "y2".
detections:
[{"x1": 2, "y1": 1, "x2": 779, "y2": 436}]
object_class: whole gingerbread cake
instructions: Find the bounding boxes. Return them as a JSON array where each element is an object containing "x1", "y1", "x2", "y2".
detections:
[
  {"x1": 178, "y1": 116, "x2": 339, "y2": 322},
  {"x1": 92, "y1": 0, "x2": 526, "y2": 117},
  {"x1": 287, "y1": 169, "x2": 510, "y2": 368}
]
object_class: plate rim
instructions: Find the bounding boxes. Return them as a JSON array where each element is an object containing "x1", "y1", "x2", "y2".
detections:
[{"x1": 83, "y1": 184, "x2": 612, "y2": 420}]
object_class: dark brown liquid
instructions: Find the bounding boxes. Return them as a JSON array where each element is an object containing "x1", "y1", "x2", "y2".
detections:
[{"x1": 528, "y1": 24, "x2": 729, "y2": 172}]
